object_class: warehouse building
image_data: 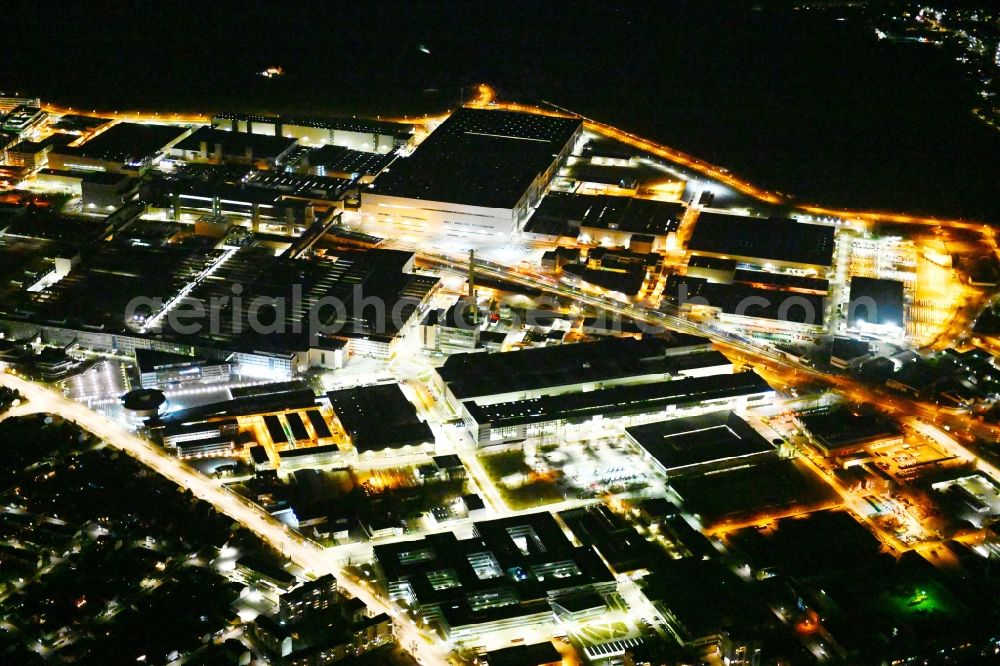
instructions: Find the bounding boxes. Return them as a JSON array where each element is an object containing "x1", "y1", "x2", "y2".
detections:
[
  {"x1": 686, "y1": 213, "x2": 836, "y2": 272},
  {"x1": 847, "y1": 276, "x2": 906, "y2": 336},
  {"x1": 463, "y1": 370, "x2": 774, "y2": 446},
  {"x1": 795, "y1": 407, "x2": 903, "y2": 457},
  {"x1": 326, "y1": 383, "x2": 434, "y2": 458},
  {"x1": 434, "y1": 336, "x2": 721, "y2": 412},
  {"x1": 523, "y1": 191, "x2": 684, "y2": 250},
  {"x1": 362, "y1": 108, "x2": 583, "y2": 239},
  {"x1": 211, "y1": 112, "x2": 411, "y2": 153},
  {"x1": 664, "y1": 274, "x2": 828, "y2": 338},
  {"x1": 47, "y1": 122, "x2": 193, "y2": 173},
  {"x1": 168, "y1": 126, "x2": 298, "y2": 168}
]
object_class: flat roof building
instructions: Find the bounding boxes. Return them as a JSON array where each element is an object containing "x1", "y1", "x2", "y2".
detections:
[
  {"x1": 292, "y1": 143, "x2": 395, "y2": 179},
  {"x1": 305, "y1": 409, "x2": 334, "y2": 442},
  {"x1": 639, "y1": 559, "x2": 775, "y2": 648},
  {"x1": 831, "y1": 337, "x2": 870, "y2": 369},
  {"x1": 0, "y1": 95, "x2": 41, "y2": 114},
  {"x1": 847, "y1": 276, "x2": 905, "y2": 335},
  {"x1": 212, "y1": 112, "x2": 411, "y2": 153},
  {"x1": 136, "y1": 348, "x2": 233, "y2": 389},
  {"x1": 175, "y1": 434, "x2": 237, "y2": 459},
  {"x1": 286, "y1": 411, "x2": 310, "y2": 443},
  {"x1": 277, "y1": 444, "x2": 351, "y2": 471},
  {"x1": 4, "y1": 138, "x2": 54, "y2": 168},
  {"x1": 434, "y1": 336, "x2": 717, "y2": 411},
  {"x1": 733, "y1": 268, "x2": 829, "y2": 294},
  {"x1": 558, "y1": 504, "x2": 662, "y2": 577},
  {"x1": 626, "y1": 410, "x2": 777, "y2": 478},
  {"x1": 420, "y1": 301, "x2": 482, "y2": 353},
  {"x1": 249, "y1": 445, "x2": 271, "y2": 471},
  {"x1": 1, "y1": 243, "x2": 437, "y2": 374},
  {"x1": 1, "y1": 105, "x2": 46, "y2": 136},
  {"x1": 362, "y1": 108, "x2": 582, "y2": 239},
  {"x1": 796, "y1": 407, "x2": 903, "y2": 457},
  {"x1": 524, "y1": 191, "x2": 684, "y2": 250},
  {"x1": 484, "y1": 643, "x2": 562, "y2": 666},
  {"x1": 665, "y1": 274, "x2": 827, "y2": 335},
  {"x1": 326, "y1": 383, "x2": 434, "y2": 456},
  {"x1": 687, "y1": 213, "x2": 835, "y2": 271},
  {"x1": 373, "y1": 512, "x2": 615, "y2": 641},
  {"x1": 48, "y1": 122, "x2": 192, "y2": 173},
  {"x1": 278, "y1": 573, "x2": 339, "y2": 623},
  {"x1": 169, "y1": 126, "x2": 298, "y2": 168},
  {"x1": 464, "y1": 370, "x2": 774, "y2": 445},
  {"x1": 162, "y1": 418, "x2": 239, "y2": 448}
]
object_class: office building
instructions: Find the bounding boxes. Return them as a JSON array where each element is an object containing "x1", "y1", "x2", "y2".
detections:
[
  {"x1": 419, "y1": 302, "x2": 481, "y2": 352},
  {"x1": 136, "y1": 348, "x2": 234, "y2": 389},
  {"x1": 0, "y1": 95, "x2": 41, "y2": 114},
  {"x1": 4, "y1": 139, "x2": 53, "y2": 168},
  {"x1": 373, "y1": 512, "x2": 616, "y2": 641},
  {"x1": 1, "y1": 105, "x2": 46, "y2": 136}
]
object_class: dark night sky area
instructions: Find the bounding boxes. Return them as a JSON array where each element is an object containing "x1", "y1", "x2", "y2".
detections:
[{"x1": 1, "y1": 1, "x2": 998, "y2": 221}]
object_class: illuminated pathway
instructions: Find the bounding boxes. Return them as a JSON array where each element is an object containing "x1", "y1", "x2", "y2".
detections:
[
  {"x1": 0, "y1": 372, "x2": 452, "y2": 666},
  {"x1": 41, "y1": 103, "x2": 209, "y2": 125},
  {"x1": 469, "y1": 87, "x2": 990, "y2": 231}
]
